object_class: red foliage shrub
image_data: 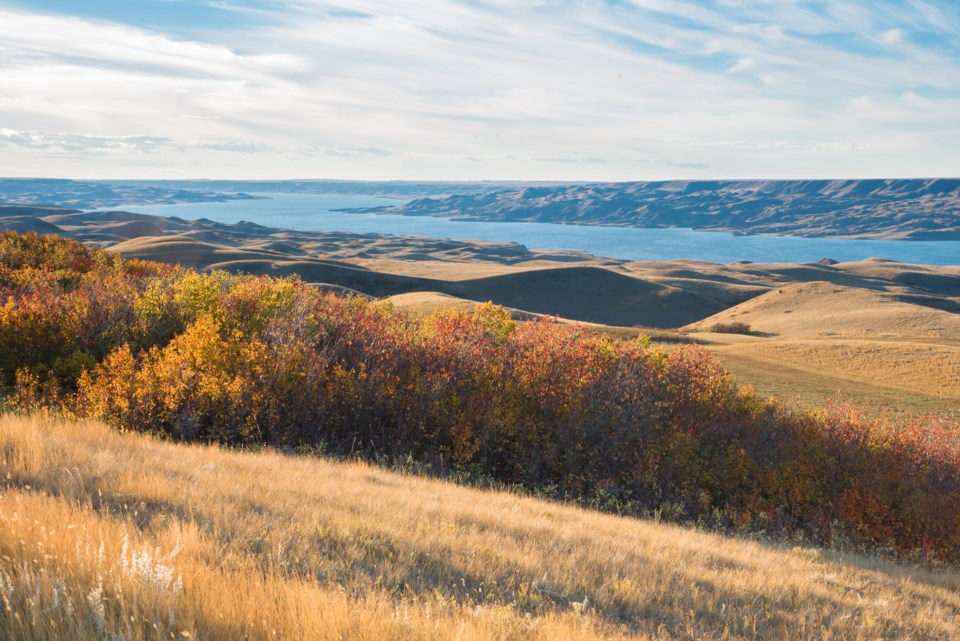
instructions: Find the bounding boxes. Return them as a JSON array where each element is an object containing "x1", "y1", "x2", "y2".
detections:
[{"x1": 4, "y1": 231, "x2": 960, "y2": 561}]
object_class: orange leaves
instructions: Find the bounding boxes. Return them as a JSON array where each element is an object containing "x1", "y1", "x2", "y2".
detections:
[
  {"x1": 77, "y1": 314, "x2": 273, "y2": 443},
  {"x1": 13, "y1": 367, "x2": 42, "y2": 412},
  {"x1": 76, "y1": 344, "x2": 139, "y2": 427},
  {"x1": 509, "y1": 320, "x2": 613, "y2": 415},
  {"x1": 0, "y1": 231, "x2": 93, "y2": 274}
]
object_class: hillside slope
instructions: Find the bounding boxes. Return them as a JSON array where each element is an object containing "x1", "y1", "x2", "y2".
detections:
[
  {"x1": 444, "y1": 265, "x2": 726, "y2": 327},
  {"x1": 110, "y1": 235, "x2": 723, "y2": 327},
  {"x1": 3, "y1": 414, "x2": 960, "y2": 641},
  {"x1": 680, "y1": 280, "x2": 960, "y2": 416},
  {"x1": 4, "y1": 207, "x2": 958, "y2": 329},
  {"x1": 685, "y1": 281, "x2": 960, "y2": 339}
]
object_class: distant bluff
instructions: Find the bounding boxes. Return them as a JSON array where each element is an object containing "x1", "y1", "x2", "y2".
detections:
[{"x1": 357, "y1": 178, "x2": 960, "y2": 240}]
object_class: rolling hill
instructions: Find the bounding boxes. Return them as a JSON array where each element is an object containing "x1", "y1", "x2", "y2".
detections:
[
  {"x1": 3, "y1": 207, "x2": 958, "y2": 416},
  {"x1": 685, "y1": 281, "x2": 960, "y2": 339}
]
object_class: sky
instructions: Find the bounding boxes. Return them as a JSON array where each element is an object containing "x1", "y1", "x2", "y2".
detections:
[{"x1": 0, "y1": 0, "x2": 958, "y2": 181}]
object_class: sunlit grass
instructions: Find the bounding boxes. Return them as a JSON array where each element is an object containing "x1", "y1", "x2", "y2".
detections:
[{"x1": 2, "y1": 413, "x2": 960, "y2": 640}]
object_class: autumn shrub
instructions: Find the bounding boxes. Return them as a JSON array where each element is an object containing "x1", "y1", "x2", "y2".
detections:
[
  {"x1": 710, "y1": 321, "x2": 752, "y2": 334},
  {"x1": 0, "y1": 232, "x2": 175, "y2": 386},
  {"x1": 3, "y1": 231, "x2": 960, "y2": 561}
]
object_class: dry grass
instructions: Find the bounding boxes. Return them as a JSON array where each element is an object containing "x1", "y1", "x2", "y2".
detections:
[
  {"x1": 722, "y1": 339, "x2": 960, "y2": 399},
  {"x1": 3, "y1": 414, "x2": 960, "y2": 640},
  {"x1": 688, "y1": 336, "x2": 960, "y2": 419},
  {"x1": 684, "y1": 281, "x2": 960, "y2": 340},
  {"x1": 711, "y1": 347, "x2": 960, "y2": 420},
  {"x1": 677, "y1": 279, "x2": 960, "y2": 418}
]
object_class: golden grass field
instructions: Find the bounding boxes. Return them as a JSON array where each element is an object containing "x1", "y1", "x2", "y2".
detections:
[
  {"x1": 681, "y1": 280, "x2": 960, "y2": 419},
  {"x1": 700, "y1": 338, "x2": 960, "y2": 417},
  {"x1": 3, "y1": 413, "x2": 960, "y2": 641}
]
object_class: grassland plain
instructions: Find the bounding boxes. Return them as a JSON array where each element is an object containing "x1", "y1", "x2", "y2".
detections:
[{"x1": 3, "y1": 413, "x2": 960, "y2": 641}]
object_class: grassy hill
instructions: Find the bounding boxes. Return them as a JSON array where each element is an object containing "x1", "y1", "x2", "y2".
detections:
[
  {"x1": 699, "y1": 339, "x2": 960, "y2": 419},
  {"x1": 4, "y1": 230, "x2": 960, "y2": 562},
  {"x1": 3, "y1": 413, "x2": 960, "y2": 641},
  {"x1": 3, "y1": 229, "x2": 960, "y2": 639},
  {"x1": 678, "y1": 279, "x2": 960, "y2": 418},
  {"x1": 684, "y1": 281, "x2": 960, "y2": 339}
]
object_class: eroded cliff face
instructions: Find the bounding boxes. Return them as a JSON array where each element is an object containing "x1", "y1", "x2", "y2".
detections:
[{"x1": 360, "y1": 178, "x2": 960, "y2": 239}]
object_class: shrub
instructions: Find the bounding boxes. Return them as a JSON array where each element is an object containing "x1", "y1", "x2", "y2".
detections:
[{"x1": 710, "y1": 322, "x2": 752, "y2": 334}]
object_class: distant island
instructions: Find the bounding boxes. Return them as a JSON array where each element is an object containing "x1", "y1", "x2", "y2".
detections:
[
  {"x1": 342, "y1": 178, "x2": 960, "y2": 240},
  {"x1": 0, "y1": 177, "x2": 562, "y2": 211},
  {"x1": 105, "y1": 179, "x2": 570, "y2": 200}
]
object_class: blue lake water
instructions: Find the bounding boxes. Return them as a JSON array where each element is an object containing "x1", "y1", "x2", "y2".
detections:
[{"x1": 112, "y1": 192, "x2": 960, "y2": 266}]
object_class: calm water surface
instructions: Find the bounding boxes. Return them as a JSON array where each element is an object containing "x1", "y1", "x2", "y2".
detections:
[{"x1": 112, "y1": 193, "x2": 960, "y2": 266}]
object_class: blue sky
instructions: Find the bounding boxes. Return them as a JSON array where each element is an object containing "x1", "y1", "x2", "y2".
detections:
[{"x1": 0, "y1": 0, "x2": 958, "y2": 180}]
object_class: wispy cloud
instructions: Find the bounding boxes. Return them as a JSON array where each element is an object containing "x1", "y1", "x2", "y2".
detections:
[
  {"x1": 880, "y1": 28, "x2": 906, "y2": 44},
  {"x1": 0, "y1": 128, "x2": 277, "y2": 156},
  {"x1": 191, "y1": 140, "x2": 275, "y2": 154},
  {"x1": 692, "y1": 141, "x2": 871, "y2": 152},
  {"x1": 324, "y1": 147, "x2": 395, "y2": 158},
  {"x1": 0, "y1": 1, "x2": 957, "y2": 179},
  {"x1": 0, "y1": 129, "x2": 173, "y2": 153},
  {"x1": 727, "y1": 58, "x2": 757, "y2": 74}
]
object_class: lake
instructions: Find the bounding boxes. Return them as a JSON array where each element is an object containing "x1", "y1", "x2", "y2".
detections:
[{"x1": 111, "y1": 192, "x2": 960, "y2": 265}]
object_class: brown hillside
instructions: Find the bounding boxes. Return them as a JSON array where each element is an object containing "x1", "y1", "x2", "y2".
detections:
[{"x1": 445, "y1": 266, "x2": 726, "y2": 328}]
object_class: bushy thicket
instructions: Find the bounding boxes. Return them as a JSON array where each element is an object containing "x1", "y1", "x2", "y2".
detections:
[
  {"x1": 4, "y1": 231, "x2": 960, "y2": 561},
  {"x1": 710, "y1": 321, "x2": 752, "y2": 334}
]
